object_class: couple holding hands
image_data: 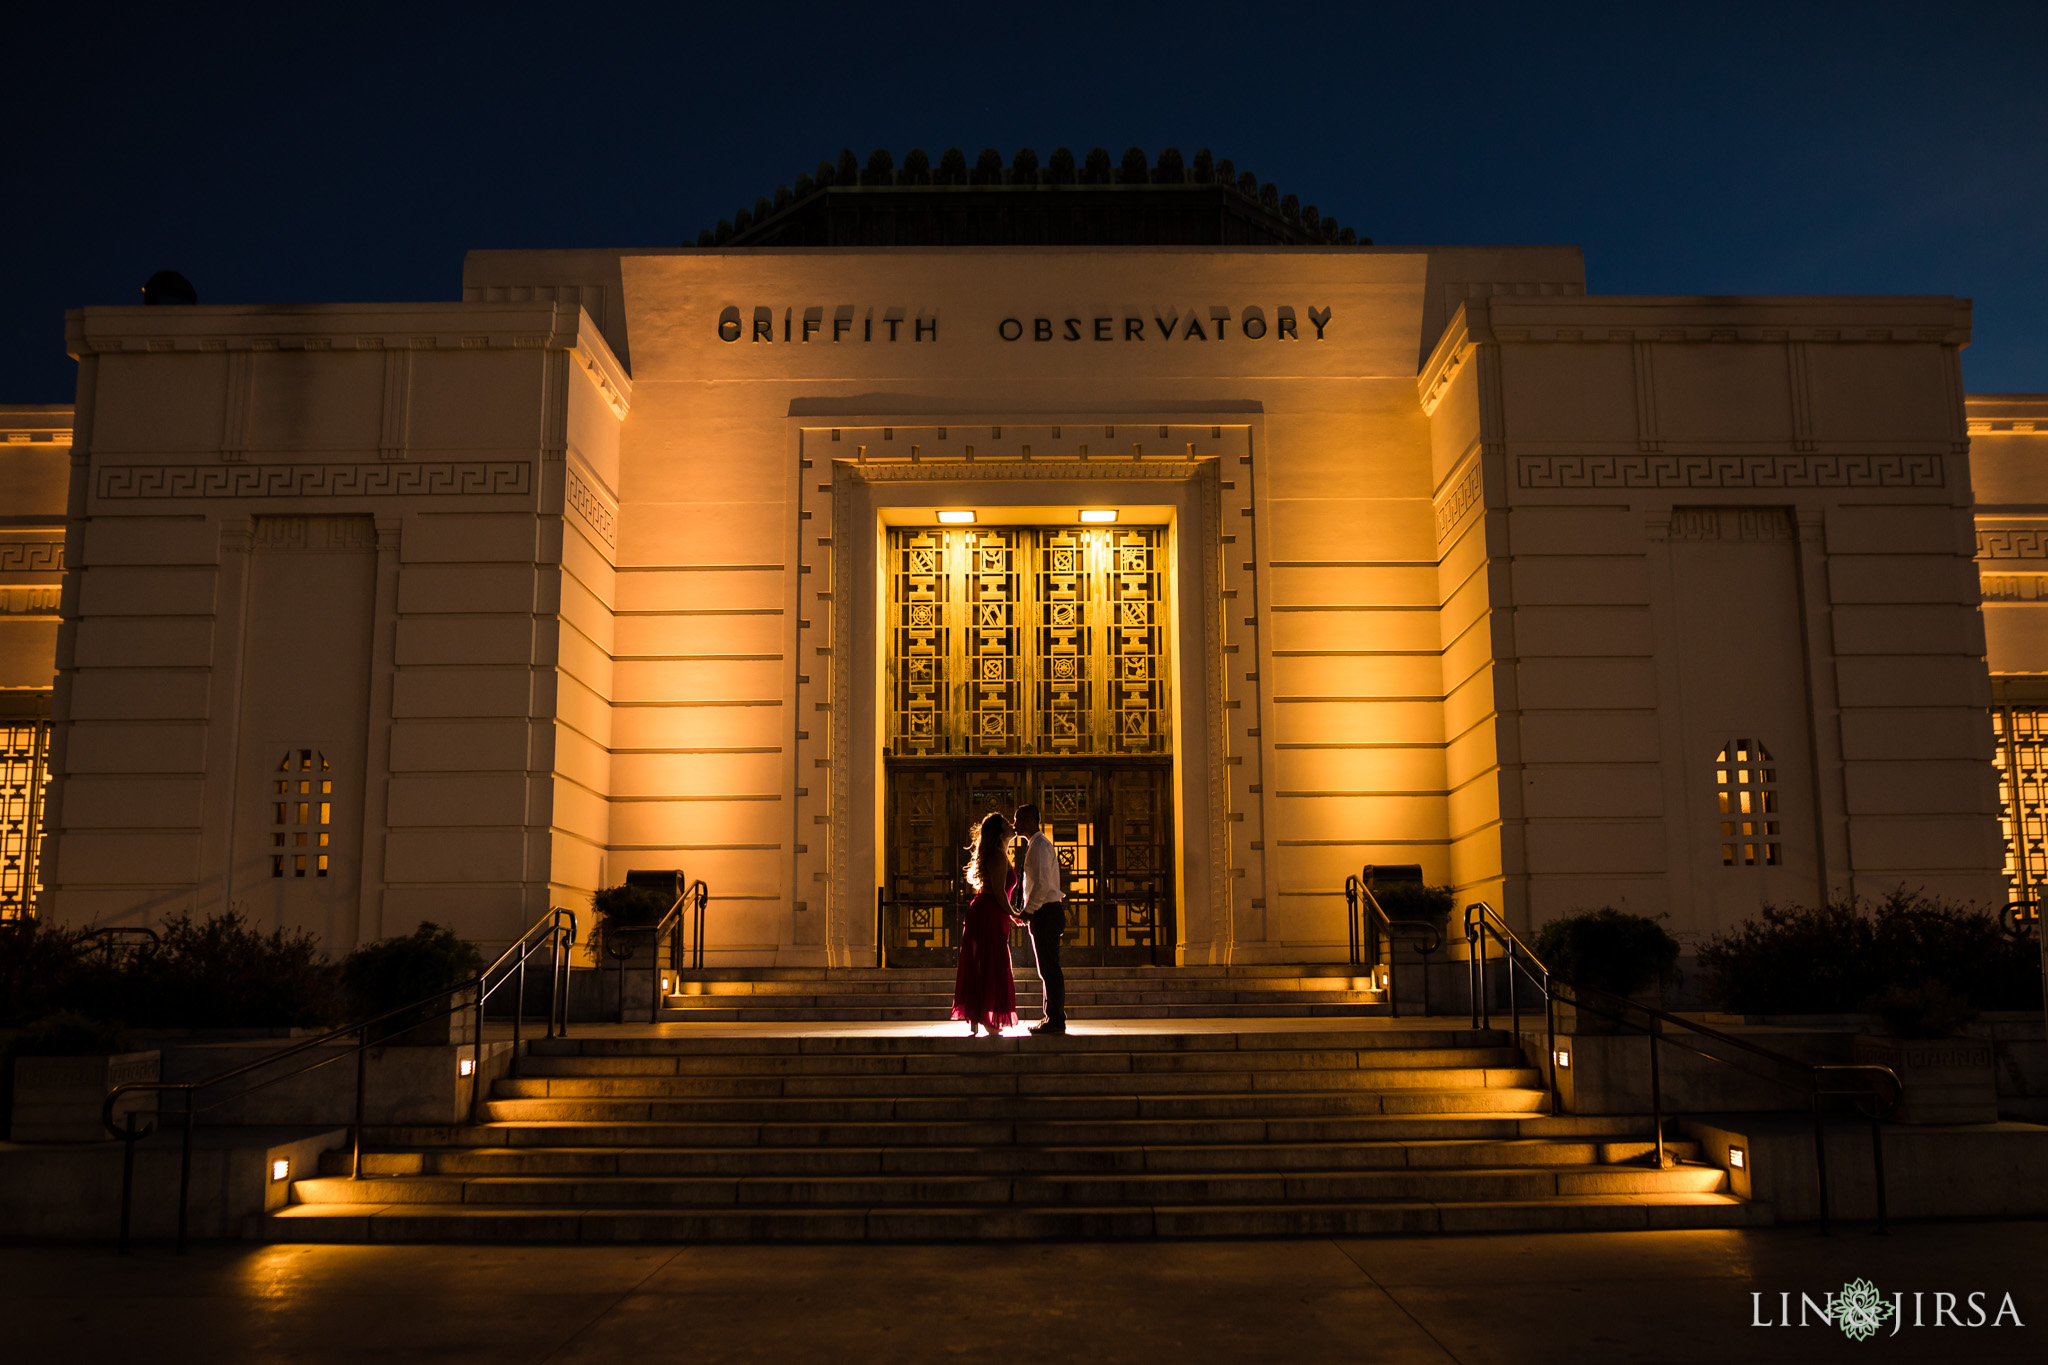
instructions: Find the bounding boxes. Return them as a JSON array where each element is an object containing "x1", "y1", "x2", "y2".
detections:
[{"x1": 950, "y1": 803, "x2": 1067, "y2": 1037}]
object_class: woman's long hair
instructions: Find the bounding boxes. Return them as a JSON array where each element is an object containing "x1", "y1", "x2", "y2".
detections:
[{"x1": 963, "y1": 812, "x2": 1011, "y2": 893}]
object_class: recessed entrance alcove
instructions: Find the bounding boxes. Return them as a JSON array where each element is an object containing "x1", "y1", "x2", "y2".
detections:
[{"x1": 789, "y1": 416, "x2": 1263, "y2": 968}]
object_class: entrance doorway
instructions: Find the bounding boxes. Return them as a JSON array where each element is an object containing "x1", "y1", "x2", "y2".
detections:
[
  {"x1": 881, "y1": 758, "x2": 1173, "y2": 967},
  {"x1": 877, "y1": 521, "x2": 1177, "y2": 966}
]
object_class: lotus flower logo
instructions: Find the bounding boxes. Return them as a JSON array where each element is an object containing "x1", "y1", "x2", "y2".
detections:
[{"x1": 1835, "y1": 1279, "x2": 1896, "y2": 1342}]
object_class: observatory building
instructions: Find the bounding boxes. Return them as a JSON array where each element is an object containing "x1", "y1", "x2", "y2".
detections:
[{"x1": 3, "y1": 147, "x2": 2043, "y2": 969}]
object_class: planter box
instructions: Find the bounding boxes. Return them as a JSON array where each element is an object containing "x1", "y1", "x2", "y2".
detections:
[
  {"x1": 1852, "y1": 1034, "x2": 1997, "y2": 1125},
  {"x1": 366, "y1": 986, "x2": 478, "y2": 1047},
  {"x1": 11, "y1": 1051, "x2": 161, "y2": 1143}
]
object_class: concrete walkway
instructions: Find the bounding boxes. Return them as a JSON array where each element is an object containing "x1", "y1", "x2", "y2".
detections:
[{"x1": 1, "y1": 1223, "x2": 2037, "y2": 1363}]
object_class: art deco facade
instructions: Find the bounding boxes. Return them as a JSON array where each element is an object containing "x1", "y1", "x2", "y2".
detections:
[{"x1": 3, "y1": 180, "x2": 2042, "y2": 963}]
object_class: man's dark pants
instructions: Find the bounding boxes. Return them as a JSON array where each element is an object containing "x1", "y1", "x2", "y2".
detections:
[{"x1": 1028, "y1": 902, "x2": 1067, "y2": 1025}]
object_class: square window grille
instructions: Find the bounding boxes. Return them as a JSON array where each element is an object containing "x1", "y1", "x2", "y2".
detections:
[
  {"x1": 271, "y1": 749, "x2": 334, "y2": 878},
  {"x1": 1715, "y1": 738, "x2": 1781, "y2": 866}
]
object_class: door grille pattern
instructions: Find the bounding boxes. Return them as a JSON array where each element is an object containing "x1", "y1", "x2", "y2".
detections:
[
  {"x1": 0, "y1": 708, "x2": 50, "y2": 919},
  {"x1": 889, "y1": 526, "x2": 1168, "y2": 758},
  {"x1": 1994, "y1": 705, "x2": 2046, "y2": 900}
]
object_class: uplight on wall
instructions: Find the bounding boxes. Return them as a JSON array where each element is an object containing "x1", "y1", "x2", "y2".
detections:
[
  {"x1": 936, "y1": 510, "x2": 976, "y2": 524},
  {"x1": 270, "y1": 1158, "x2": 290, "y2": 1182},
  {"x1": 458, "y1": 1058, "x2": 476, "y2": 1078},
  {"x1": 1078, "y1": 509, "x2": 1118, "y2": 523}
]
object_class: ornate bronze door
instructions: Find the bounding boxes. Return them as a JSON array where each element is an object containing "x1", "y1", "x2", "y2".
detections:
[{"x1": 882, "y1": 758, "x2": 1172, "y2": 967}]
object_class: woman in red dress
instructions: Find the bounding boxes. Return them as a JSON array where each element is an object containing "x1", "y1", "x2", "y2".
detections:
[{"x1": 951, "y1": 812, "x2": 1020, "y2": 1037}]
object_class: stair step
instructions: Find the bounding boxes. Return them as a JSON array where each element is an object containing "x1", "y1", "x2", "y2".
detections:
[
  {"x1": 260, "y1": 1192, "x2": 1766, "y2": 1242},
  {"x1": 493, "y1": 1065, "x2": 1537, "y2": 1098}
]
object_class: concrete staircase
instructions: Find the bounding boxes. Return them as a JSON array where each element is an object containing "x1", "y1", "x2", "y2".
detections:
[
  {"x1": 260, "y1": 1025, "x2": 1766, "y2": 1242},
  {"x1": 655, "y1": 964, "x2": 1388, "y2": 1022}
]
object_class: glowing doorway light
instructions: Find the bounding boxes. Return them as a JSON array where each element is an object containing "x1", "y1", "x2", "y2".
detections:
[
  {"x1": 1078, "y1": 509, "x2": 1118, "y2": 523},
  {"x1": 936, "y1": 510, "x2": 976, "y2": 524}
]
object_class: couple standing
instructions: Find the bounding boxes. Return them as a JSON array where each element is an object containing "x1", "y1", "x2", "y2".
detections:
[{"x1": 950, "y1": 802, "x2": 1066, "y2": 1037}]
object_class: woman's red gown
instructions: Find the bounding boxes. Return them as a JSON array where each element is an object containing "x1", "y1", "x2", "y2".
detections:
[{"x1": 951, "y1": 868, "x2": 1019, "y2": 1032}]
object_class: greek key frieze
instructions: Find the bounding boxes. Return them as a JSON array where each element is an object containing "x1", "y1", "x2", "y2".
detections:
[
  {"x1": 1976, "y1": 528, "x2": 2048, "y2": 562},
  {"x1": 0, "y1": 539, "x2": 64, "y2": 573},
  {"x1": 564, "y1": 465, "x2": 618, "y2": 548},
  {"x1": 95, "y1": 461, "x2": 533, "y2": 500},
  {"x1": 1433, "y1": 462, "x2": 1483, "y2": 541},
  {"x1": 1516, "y1": 454, "x2": 1944, "y2": 490}
]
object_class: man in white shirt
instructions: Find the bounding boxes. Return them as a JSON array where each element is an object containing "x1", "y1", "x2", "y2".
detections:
[{"x1": 1010, "y1": 802, "x2": 1067, "y2": 1035}]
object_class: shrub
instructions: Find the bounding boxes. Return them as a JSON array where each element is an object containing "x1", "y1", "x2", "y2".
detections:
[
  {"x1": 814, "y1": 159, "x2": 836, "y2": 188},
  {"x1": 792, "y1": 172, "x2": 812, "y2": 197},
  {"x1": 1236, "y1": 170, "x2": 1258, "y2": 196},
  {"x1": 1338, "y1": 226, "x2": 1358, "y2": 245},
  {"x1": 695, "y1": 228, "x2": 714, "y2": 247},
  {"x1": 1871, "y1": 980, "x2": 1976, "y2": 1039},
  {"x1": 1047, "y1": 147, "x2": 1076, "y2": 183},
  {"x1": 1536, "y1": 907, "x2": 1680, "y2": 998},
  {"x1": 732, "y1": 207, "x2": 753, "y2": 234},
  {"x1": 341, "y1": 922, "x2": 483, "y2": 1033},
  {"x1": 754, "y1": 195, "x2": 773, "y2": 221},
  {"x1": 10, "y1": 1010, "x2": 133, "y2": 1057},
  {"x1": 1155, "y1": 147, "x2": 1183, "y2": 182},
  {"x1": 939, "y1": 147, "x2": 968, "y2": 183},
  {"x1": 591, "y1": 883, "x2": 673, "y2": 956},
  {"x1": 1213, "y1": 157, "x2": 1235, "y2": 186},
  {"x1": 117, "y1": 912, "x2": 342, "y2": 1029},
  {"x1": 0, "y1": 919, "x2": 112, "y2": 1027},
  {"x1": 713, "y1": 219, "x2": 733, "y2": 244},
  {"x1": 973, "y1": 148, "x2": 1003, "y2": 184},
  {"x1": 1011, "y1": 146, "x2": 1039, "y2": 179},
  {"x1": 1280, "y1": 193, "x2": 1301, "y2": 220},
  {"x1": 1301, "y1": 204, "x2": 1320, "y2": 232},
  {"x1": 836, "y1": 148, "x2": 859, "y2": 183},
  {"x1": 1119, "y1": 146, "x2": 1149, "y2": 183},
  {"x1": 1697, "y1": 890, "x2": 2041, "y2": 1015},
  {"x1": 1083, "y1": 147, "x2": 1112, "y2": 183},
  {"x1": 1260, "y1": 182, "x2": 1280, "y2": 210},
  {"x1": 863, "y1": 147, "x2": 894, "y2": 184},
  {"x1": 900, "y1": 148, "x2": 930, "y2": 183}
]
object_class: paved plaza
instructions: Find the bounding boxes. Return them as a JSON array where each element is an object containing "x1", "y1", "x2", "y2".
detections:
[{"x1": 2, "y1": 1221, "x2": 2037, "y2": 1364}]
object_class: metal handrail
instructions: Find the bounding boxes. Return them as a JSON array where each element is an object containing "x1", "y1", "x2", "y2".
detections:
[
  {"x1": 603, "y1": 879, "x2": 709, "y2": 1022},
  {"x1": 1343, "y1": 870, "x2": 1443, "y2": 1015},
  {"x1": 99, "y1": 906, "x2": 577, "y2": 1254},
  {"x1": 1462, "y1": 899, "x2": 1903, "y2": 1234}
]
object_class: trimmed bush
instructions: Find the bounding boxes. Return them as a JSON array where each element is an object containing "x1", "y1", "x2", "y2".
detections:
[
  {"x1": 714, "y1": 219, "x2": 733, "y2": 244},
  {"x1": 1190, "y1": 147, "x2": 1213, "y2": 182},
  {"x1": 1871, "y1": 980, "x2": 1976, "y2": 1039},
  {"x1": 793, "y1": 171, "x2": 813, "y2": 197},
  {"x1": 1300, "y1": 204, "x2": 1320, "y2": 232},
  {"x1": 1338, "y1": 226, "x2": 1359, "y2": 245},
  {"x1": 10, "y1": 1010, "x2": 132, "y2": 1058},
  {"x1": 1280, "y1": 193, "x2": 1301, "y2": 221},
  {"x1": 939, "y1": 147, "x2": 968, "y2": 183},
  {"x1": 1236, "y1": 170, "x2": 1258, "y2": 196},
  {"x1": 836, "y1": 148, "x2": 859, "y2": 183},
  {"x1": 754, "y1": 195, "x2": 773, "y2": 221},
  {"x1": 1259, "y1": 182, "x2": 1280, "y2": 210},
  {"x1": 1370, "y1": 882, "x2": 1454, "y2": 929},
  {"x1": 1536, "y1": 907, "x2": 1680, "y2": 998},
  {"x1": 814, "y1": 159, "x2": 836, "y2": 187},
  {"x1": 1119, "y1": 146, "x2": 1149, "y2": 183},
  {"x1": 901, "y1": 148, "x2": 930, "y2": 184},
  {"x1": 1213, "y1": 157, "x2": 1235, "y2": 186},
  {"x1": 591, "y1": 883, "x2": 673, "y2": 955},
  {"x1": 732, "y1": 207, "x2": 752, "y2": 235},
  {"x1": 863, "y1": 147, "x2": 894, "y2": 184},
  {"x1": 1083, "y1": 147, "x2": 1112, "y2": 183},
  {"x1": 118, "y1": 912, "x2": 342, "y2": 1029},
  {"x1": 341, "y1": 922, "x2": 483, "y2": 1035},
  {"x1": 1, "y1": 919, "x2": 109, "y2": 1027},
  {"x1": 1011, "y1": 146, "x2": 1039, "y2": 179},
  {"x1": 1697, "y1": 890, "x2": 2041, "y2": 1015},
  {"x1": 1048, "y1": 147, "x2": 1076, "y2": 183},
  {"x1": 974, "y1": 148, "x2": 1003, "y2": 184}
]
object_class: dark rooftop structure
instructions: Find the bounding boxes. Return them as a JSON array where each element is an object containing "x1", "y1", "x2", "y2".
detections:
[{"x1": 699, "y1": 146, "x2": 1369, "y2": 249}]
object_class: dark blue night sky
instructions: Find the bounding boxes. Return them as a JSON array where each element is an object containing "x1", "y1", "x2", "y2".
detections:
[{"x1": 4, "y1": 1, "x2": 2043, "y2": 403}]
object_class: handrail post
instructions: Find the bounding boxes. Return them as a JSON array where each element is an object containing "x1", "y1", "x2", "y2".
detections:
[
  {"x1": 1813, "y1": 1085, "x2": 1833, "y2": 1235},
  {"x1": 1871, "y1": 1104, "x2": 1888, "y2": 1235},
  {"x1": 118, "y1": 1110, "x2": 136, "y2": 1255},
  {"x1": 353, "y1": 1028, "x2": 366, "y2": 1179},
  {"x1": 1647, "y1": 1013, "x2": 1664, "y2": 1168},
  {"x1": 546, "y1": 922, "x2": 560, "y2": 1040},
  {"x1": 1544, "y1": 971, "x2": 1559, "y2": 1116},
  {"x1": 876, "y1": 885, "x2": 886, "y2": 969},
  {"x1": 1467, "y1": 919, "x2": 1481, "y2": 1031},
  {"x1": 1344, "y1": 876, "x2": 1359, "y2": 967},
  {"x1": 470, "y1": 985, "x2": 486, "y2": 1124},
  {"x1": 513, "y1": 951, "x2": 526, "y2": 1070},
  {"x1": 1507, "y1": 936, "x2": 1519, "y2": 1040},
  {"x1": 557, "y1": 921, "x2": 572, "y2": 1039},
  {"x1": 175, "y1": 1100, "x2": 193, "y2": 1255}
]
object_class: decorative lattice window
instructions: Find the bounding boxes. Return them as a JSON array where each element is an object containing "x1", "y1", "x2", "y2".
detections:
[
  {"x1": 887, "y1": 526, "x2": 1169, "y2": 757},
  {"x1": 0, "y1": 709, "x2": 51, "y2": 919},
  {"x1": 1993, "y1": 705, "x2": 2045, "y2": 900},
  {"x1": 1716, "y1": 738, "x2": 1781, "y2": 867},
  {"x1": 271, "y1": 749, "x2": 333, "y2": 878}
]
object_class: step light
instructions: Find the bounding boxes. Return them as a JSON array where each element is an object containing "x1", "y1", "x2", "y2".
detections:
[
  {"x1": 270, "y1": 1158, "x2": 290, "y2": 1182},
  {"x1": 458, "y1": 1058, "x2": 476, "y2": 1078},
  {"x1": 1553, "y1": 1050, "x2": 1571, "y2": 1070},
  {"x1": 1728, "y1": 1144, "x2": 1746, "y2": 1170},
  {"x1": 936, "y1": 510, "x2": 976, "y2": 524},
  {"x1": 1078, "y1": 509, "x2": 1118, "y2": 523}
]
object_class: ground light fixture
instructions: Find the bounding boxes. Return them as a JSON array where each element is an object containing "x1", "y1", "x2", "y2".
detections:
[
  {"x1": 1078, "y1": 509, "x2": 1118, "y2": 523},
  {"x1": 1553, "y1": 1050, "x2": 1571, "y2": 1070},
  {"x1": 270, "y1": 1158, "x2": 290, "y2": 1182},
  {"x1": 458, "y1": 1058, "x2": 476, "y2": 1077},
  {"x1": 1728, "y1": 1145, "x2": 1747, "y2": 1170},
  {"x1": 935, "y1": 510, "x2": 975, "y2": 524}
]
